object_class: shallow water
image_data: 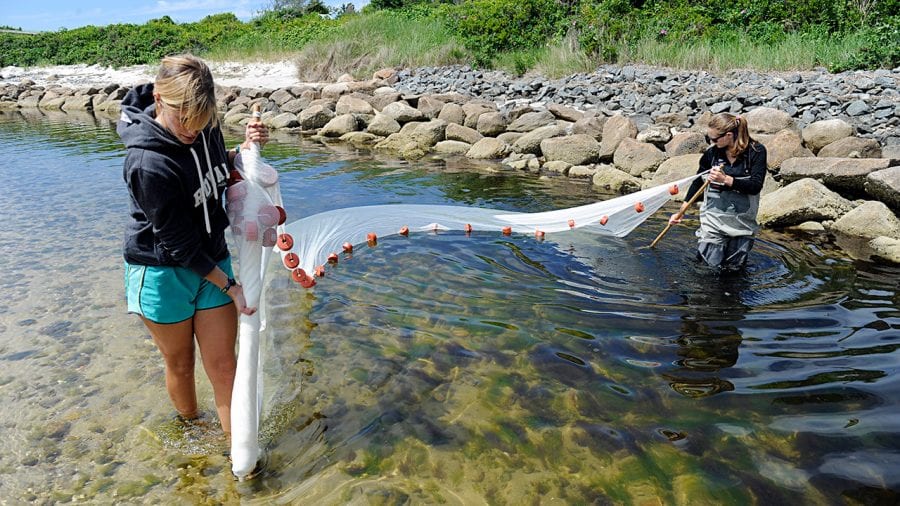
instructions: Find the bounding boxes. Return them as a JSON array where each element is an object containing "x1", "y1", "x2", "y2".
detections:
[{"x1": 0, "y1": 108, "x2": 898, "y2": 504}]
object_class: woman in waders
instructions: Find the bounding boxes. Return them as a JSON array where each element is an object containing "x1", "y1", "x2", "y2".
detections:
[{"x1": 669, "y1": 112, "x2": 767, "y2": 270}]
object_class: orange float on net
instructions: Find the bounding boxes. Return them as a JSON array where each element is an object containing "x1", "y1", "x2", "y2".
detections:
[
  {"x1": 464, "y1": 223, "x2": 473, "y2": 234},
  {"x1": 669, "y1": 184, "x2": 679, "y2": 195},
  {"x1": 275, "y1": 205, "x2": 287, "y2": 225},
  {"x1": 277, "y1": 233, "x2": 293, "y2": 251},
  {"x1": 327, "y1": 252, "x2": 339, "y2": 264},
  {"x1": 599, "y1": 215, "x2": 609, "y2": 226},
  {"x1": 399, "y1": 226, "x2": 409, "y2": 236},
  {"x1": 535, "y1": 230, "x2": 545, "y2": 239},
  {"x1": 568, "y1": 219, "x2": 575, "y2": 229},
  {"x1": 342, "y1": 242, "x2": 353, "y2": 253},
  {"x1": 634, "y1": 201, "x2": 645, "y2": 213},
  {"x1": 367, "y1": 232, "x2": 377, "y2": 245},
  {"x1": 227, "y1": 170, "x2": 243, "y2": 185},
  {"x1": 314, "y1": 265, "x2": 325, "y2": 277},
  {"x1": 292, "y1": 268, "x2": 316, "y2": 288},
  {"x1": 502, "y1": 226, "x2": 512, "y2": 236},
  {"x1": 283, "y1": 252, "x2": 299, "y2": 269}
]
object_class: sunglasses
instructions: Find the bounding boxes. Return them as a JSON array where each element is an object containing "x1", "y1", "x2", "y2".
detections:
[{"x1": 705, "y1": 132, "x2": 730, "y2": 144}]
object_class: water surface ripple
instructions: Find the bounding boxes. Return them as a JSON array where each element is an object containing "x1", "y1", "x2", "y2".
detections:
[{"x1": 0, "y1": 110, "x2": 897, "y2": 504}]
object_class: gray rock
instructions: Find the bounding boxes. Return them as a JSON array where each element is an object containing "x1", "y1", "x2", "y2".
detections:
[
  {"x1": 497, "y1": 131, "x2": 523, "y2": 145},
  {"x1": 802, "y1": 118, "x2": 854, "y2": 153},
  {"x1": 543, "y1": 160, "x2": 572, "y2": 175},
  {"x1": 299, "y1": 104, "x2": 335, "y2": 130},
  {"x1": 462, "y1": 102, "x2": 496, "y2": 129},
  {"x1": 467, "y1": 137, "x2": 511, "y2": 159},
  {"x1": 613, "y1": 138, "x2": 666, "y2": 176},
  {"x1": 869, "y1": 236, "x2": 900, "y2": 264},
  {"x1": 336, "y1": 95, "x2": 374, "y2": 115},
  {"x1": 320, "y1": 114, "x2": 360, "y2": 137},
  {"x1": 507, "y1": 110, "x2": 556, "y2": 132},
  {"x1": 512, "y1": 125, "x2": 561, "y2": 155},
  {"x1": 572, "y1": 115, "x2": 606, "y2": 140},
  {"x1": 381, "y1": 101, "x2": 426, "y2": 123},
  {"x1": 766, "y1": 129, "x2": 814, "y2": 170},
  {"x1": 745, "y1": 107, "x2": 795, "y2": 135},
  {"x1": 599, "y1": 114, "x2": 638, "y2": 161},
  {"x1": 366, "y1": 113, "x2": 402, "y2": 136},
  {"x1": 280, "y1": 97, "x2": 311, "y2": 114},
  {"x1": 758, "y1": 178, "x2": 853, "y2": 227},
  {"x1": 865, "y1": 167, "x2": 900, "y2": 210},
  {"x1": 417, "y1": 96, "x2": 446, "y2": 119},
  {"x1": 547, "y1": 103, "x2": 584, "y2": 122},
  {"x1": 665, "y1": 132, "x2": 707, "y2": 157},
  {"x1": 476, "y1": 112, "x2": 508, "y2": 137},
  {"x1": 433, "y1": 140, "x2": 472, "y2": 155},
  {"x1": 817, "y1": 137, "x2": 882, "y2": 158},
  {"x1": 445, "y1": 123, "x2": 483, "y2": 144},
  {"x1": 437, "y1": 102, "x2": 465, "y2": 125},
  {"x1": 780, "y1": 157, "x2": 892, "y2": 194},
  {"x1": 410, "y1": 119, "x2": 447, "y2": 147},
  {"x1": 592, "y1": 165, "x2": 642, "y2": 193},
  {"x1": 269, "y1": 112, "x2": 300, "y2": 129},
  {"x1": 339, "y1": 132, "x2": 381, "y2": 147},
  {"x1": 643, "y1": 154, "x2": 703, "y2": 201},
  {"x1": 831, "y1": 201, "x2": 900, "y2": 240},
  {"x1": 374, "y1": 133, "x2": 427, "y2": 160},
  {"x1": 845, "y1": 100, "x2": 870, "y2": 116},
  {"x1": 541, "y1": 134, "x2": 601, "y2": 166},
  {"x1": 568, "y1": 165, "x2": 599, "y2": 178}
]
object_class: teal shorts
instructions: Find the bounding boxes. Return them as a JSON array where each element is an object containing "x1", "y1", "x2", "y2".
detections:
[{"x1": 125, "y1": 257, "x2": 234, "y2": 324}]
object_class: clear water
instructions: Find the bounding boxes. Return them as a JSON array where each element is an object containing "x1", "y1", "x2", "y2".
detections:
[{"x1": 1, "y1": 108, "x2": 898, "y2": 504}]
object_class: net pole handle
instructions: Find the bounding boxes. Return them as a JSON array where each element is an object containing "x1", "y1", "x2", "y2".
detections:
[
  {"x1": 650, "y1": 178, "x2": 710, "y2": 248},
  {"x1": 250, "y1": 103, "x2": 263, "y2": 150}
]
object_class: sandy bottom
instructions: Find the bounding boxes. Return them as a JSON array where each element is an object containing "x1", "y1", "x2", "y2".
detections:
[{"x1": 0, "y1": 60, "x2": 302, "y2": 89}]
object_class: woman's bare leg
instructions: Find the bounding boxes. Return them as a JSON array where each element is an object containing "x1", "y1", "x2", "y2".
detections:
[
  {"x1": 142, "y1": 317, "x2": 198, "y2": 418},
  {"x1": 194, "y1": 303, "x2": 238, "y2": 436}
]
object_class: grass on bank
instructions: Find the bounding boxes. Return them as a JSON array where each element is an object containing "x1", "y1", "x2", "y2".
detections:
[{"x1": 290, "y1": 10, "x2": 467, "y2": 81}]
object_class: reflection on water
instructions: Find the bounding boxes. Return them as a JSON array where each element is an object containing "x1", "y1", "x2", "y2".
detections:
[{"x1": 0, "y1": 109, "x2": 898, "y2": 504}]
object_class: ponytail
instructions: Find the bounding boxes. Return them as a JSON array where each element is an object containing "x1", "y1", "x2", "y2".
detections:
[{"x1": 709, "y1": 112, "x2": 751, "y2": 158}]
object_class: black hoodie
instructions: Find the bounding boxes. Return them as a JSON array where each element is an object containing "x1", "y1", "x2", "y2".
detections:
[{"x1": 118, "y1": 83, "x2": 230, "y2": 278}]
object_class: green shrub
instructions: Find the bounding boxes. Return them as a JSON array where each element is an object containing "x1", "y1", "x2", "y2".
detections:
[{"x1": 443, "y1": 0, "x2": 569, "y2": 66}]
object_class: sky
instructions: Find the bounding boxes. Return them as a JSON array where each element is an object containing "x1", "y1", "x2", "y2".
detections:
[{"x1": 2, "y1": 1, "x2": 370, "y2": 32}]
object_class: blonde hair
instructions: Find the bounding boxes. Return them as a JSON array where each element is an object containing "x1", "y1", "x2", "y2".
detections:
[
  {"x1": 154, "y1": 54, "x2": 218, "y2": 131},
  {"x1": 709, "y1": 112, "x2": 751, "y2": 158}
]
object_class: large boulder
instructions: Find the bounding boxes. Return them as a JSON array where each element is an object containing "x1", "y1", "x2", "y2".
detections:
[
  {"x1": 745, "y1": 107, "x2": 795, "y2": 135},
  {"x1": 801, "y1": 119, "x2": 854, "y2": 153},
  {"x1": 665, "y1": 132, "x2": 707, "y2": 157},
  {"x1": 467, "y1": 138, "x2": 511, "y2": 159},
  {"x1": 613, "y1": 138, "x2": 666, "y2": 176},
  {"x1": 476, "y1": 112, "x2": 508, "y2": 137},
  {"x1": 830, "y1": 201, "x2": 900, "y2": 240},
  {"x1": 547, "y1": 103, "x2": 584, "y2": 122},
  {"x1": 280, "y1": 97, "x2": 311, "y2": 114},
  {"x1": 336, "y1": 95, "x2": 374, "y2": 115},
  {"x1": 541, "y1": 134, "x2": 601, "y2": 166},
  {"x1": 268, "y1": 112, "x2": 300, "y2": 129},
  {"x1": 817, "y1": 137, "x2": 882, "y2": 159},
  {"x1": 599, "y1": 114, "x2": 638, "y2": 161},
  {"x1": 642, "y1": 154, "x2": 703, "y2": 201},
  {"x1": 865, "y1": 167, "x2": 900, "y2": 211},
  {"x1": 374, "y1": 133, "x2": 427, "y2": 160},
  {"x1": 507, "y1": 110, "x2": 556, "y2": 133},
  {"x1": 339, "y1": 132, "x2": 381, "y2": 147},
  {"x1": 381, "y1": 101, "x2": 426, "y2": 124},
  {"x1": 299, "y1": 104, "x2": 335, "y2": 130},
  {"x1": 592, "y1": 165, "x2": 642, "y2": 193},
  {"x1": 636, "y1": 125, "x2": 672, "y2": 147},
  {"x1": 433, "y1": 140, "x2": 472, "y2": 155},
  {"x1": 869, "y1": 236, "x2": 900, "y2": 264},
  {"x1": 319, "y1": 114, "x2": 359, "y2": 137},
  {"x1": 765, "y1": 129, "x2": 814, "y2": 170},
  {"x1": 462, "y1": 102, "x2": 496, "y2": 129},
  {"x1": 780, "y1": 157, "x2": 892, "y2": 194},
  {"x1": 512, "y1": 125, "x2": 561, "y2": 155},
  {"x1": 410, "y1": 119, "x2": 447, "y2": 147},
  {"x1": 758, "y1": 178, "x2": 853, "y2": 228},
  {"x1": 417, "y1": 96, "x2": 446, "y2": 119},
  {"x1": 445, "y1": 123, "x2": 483, "y2": 144},
  {"x1": 366, "y1": 113, "x2": 401, "y2": 136},
  {"x1": 437, "y1": 102, "x2": 465, "y2": 125},
  {"x1": 572, "y1": 115, "x2": 606, "y2": 140}
]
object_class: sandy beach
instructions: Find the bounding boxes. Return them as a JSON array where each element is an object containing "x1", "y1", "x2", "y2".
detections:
[{"x1": 0, "y1": 60, "x2": 301, "y2": 89}]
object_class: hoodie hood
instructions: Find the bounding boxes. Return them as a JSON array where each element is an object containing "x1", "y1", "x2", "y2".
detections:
[{"x1": 117, "y1": 83, "x2": 185, "y2": 152}]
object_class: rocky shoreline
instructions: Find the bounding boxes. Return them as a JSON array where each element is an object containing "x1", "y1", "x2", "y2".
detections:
[{"x1": 1, "y1": 64, "x2": 898, "y2": 263}]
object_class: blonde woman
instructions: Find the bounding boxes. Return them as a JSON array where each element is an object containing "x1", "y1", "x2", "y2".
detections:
[
  {"x1": 118, "y1": 55, "x2": 268, "y2": 437},
  {"x1": 669, "y1": 112, "x2": 767, "y2": 270}
]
